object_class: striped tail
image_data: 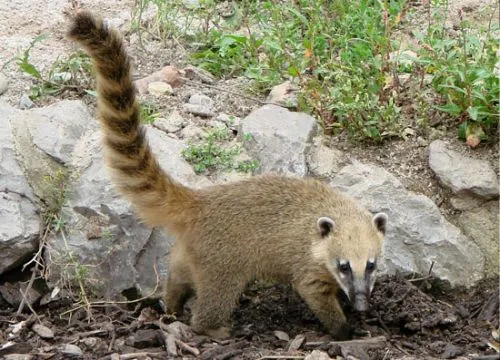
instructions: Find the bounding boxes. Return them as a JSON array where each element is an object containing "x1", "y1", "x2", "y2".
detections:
[{"x1": 67, "y1": 11, "x2": 197, "y2": 231}]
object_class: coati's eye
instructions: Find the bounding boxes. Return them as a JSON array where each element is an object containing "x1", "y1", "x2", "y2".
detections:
[
  {"x1": 338, "y1": 261, "x2": 350, "y2": 274},
  {"x1": 366, "y1": 261, "x2": 376, "y2": 272}
]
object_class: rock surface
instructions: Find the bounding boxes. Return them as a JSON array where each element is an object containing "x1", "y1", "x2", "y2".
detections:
[
  {"x1": 0, "y1": 103, "x2": 40, "y2": 274},
  {"x1": 429, "y1": 140, "x2": 498, "y2": 199},
  {"x1": 46, "y1": 119, "x2": 210, "y2": 297},
  {"x1": 0, "y1": 73, "x2": 8, "y2": 95},
  {"x1": 455, "y1": 200, "x2": 499, "y2": 276},
  {"x1": 330, "y1": 161, "x2": 485, "y2": 287},
  {"x1": 241, "y1": 104, "x2": 318, "y2": 177},
  {"x1": 26, "y1": 100, "x2": 97, "y2": 164}
]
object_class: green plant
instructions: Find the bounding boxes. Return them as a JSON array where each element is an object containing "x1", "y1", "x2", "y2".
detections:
[
  {"x1": 182, "y1": 126, "x2": 259, "y2": 174},
  {"x1": 42, "y1": 169, "x2": 69, "y2": 231},
  {"x1": 17, "y1": 35, "x2": 93, "y2": 99},
  {"x1": 414, "y1": 7, "x2": 499, "y2": 146},
  {"x1": 139, "y1": 101, "x2": 161, "y2": 123},
  {"x1": 188, "y1": 0, "x2": 409, "y2": 141}
]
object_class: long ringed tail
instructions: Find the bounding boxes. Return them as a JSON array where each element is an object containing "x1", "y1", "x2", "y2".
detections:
[{"x1": 67, "y1": 10, "x2": 196, "y2": 231}]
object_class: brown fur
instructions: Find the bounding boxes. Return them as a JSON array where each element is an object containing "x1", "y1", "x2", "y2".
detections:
[{"x1": 68, "y1": 11, "x2": 387, "y2": 340}]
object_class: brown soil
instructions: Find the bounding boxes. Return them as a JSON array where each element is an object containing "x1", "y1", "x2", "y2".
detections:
[{"x1": 1, "y1": 274, "x2": 498, "y2": 359}]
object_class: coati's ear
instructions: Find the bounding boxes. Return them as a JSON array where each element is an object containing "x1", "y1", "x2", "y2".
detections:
[
  {"x1": 372, "y1": 212, "x2": 388, "y2": 235},
  {"x1": 317, "y1": 217, "x2": 335, "y2": 238}
]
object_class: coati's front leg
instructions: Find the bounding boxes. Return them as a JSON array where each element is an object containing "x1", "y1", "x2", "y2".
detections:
[
  {"x1": 190, "y1": 270, "x2": 246, "y2": 339},
  {"x1": 295, "y1": 275, "x2": 352, "y2": 340}
]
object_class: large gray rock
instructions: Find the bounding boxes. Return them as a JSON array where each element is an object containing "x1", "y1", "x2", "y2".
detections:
[
  {"x1": 429, "y1": 140, "x2": 498, "y2": 199},
  {"x1": 0, "y1": 102, "x2": 40, "y2": 274},
  {"x1": 27, "y1": 100, "x2": 97, "y2": 165},
  {"x1": 330, "y1": 161, "x2": 484, "y2": 287},
  {"x1": 47, "y1": 124, "x2": 210, "y2": 298},
  {"x1": 240, "y1": 104, "x2": 318, "y2": 177}
]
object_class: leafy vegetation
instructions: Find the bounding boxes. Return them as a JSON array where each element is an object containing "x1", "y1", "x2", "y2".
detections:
[
  {"x1": 414, "y1": 7, "x2": 499, "y2": 146},
  {"x1": 182, "y1": 126, "x2": 259, "y2": 174},
  {"x1": 136, "y1": 0, "x2": 498, "y2": 145},
  {"x1": 16, "y1": 35, "x2": 94, "y2": 100},
  {"x1": 139, "y1": 100, "x2": 161, "y2": 123}
]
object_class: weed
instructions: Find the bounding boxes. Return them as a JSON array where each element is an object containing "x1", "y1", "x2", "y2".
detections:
[
  {"x1": 414, "y1": 5, "x2": 499, "y2": 146},
  {"x1": 139, "y1": 101, "x2": 161, "y2": 123},
  {"x1": 17, "y1": 35, "x2": 93, "y2": 100},
  {"x1": 42, "y1": 169, "x2": 69, "y2": 231},
  {"x1": 182, "y1": 126, "x2": 259, "y2": 174}
]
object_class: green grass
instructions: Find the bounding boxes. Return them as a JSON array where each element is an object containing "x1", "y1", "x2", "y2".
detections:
[
  {"x1": 182, "y1": 126, "x2": 259, "y2": 174},
  {"x1": 136, "y1": 0, "x2": 499, "y2": 145}
]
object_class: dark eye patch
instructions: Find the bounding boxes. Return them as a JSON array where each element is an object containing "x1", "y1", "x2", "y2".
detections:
[
  {"x1": 338, "y1": 262, "x2": 351, "y2": 274},
  {"x1": 366, "y1": 261, "x2": 376, "y2": 272}
]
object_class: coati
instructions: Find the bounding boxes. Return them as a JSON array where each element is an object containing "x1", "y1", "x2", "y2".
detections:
[{"x1": 68, "y1": 10, "x2": 388, "y2": 340}]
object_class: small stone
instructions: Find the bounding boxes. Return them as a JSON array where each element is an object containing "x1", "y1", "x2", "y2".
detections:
[
  {"x1": 180, "y1": 124, "x2": 206, "y2": 140},
  {"x1": 273, "y1": 330, "x2": 290, "y2": 341},
  {"x1": 19, "y1": 94, "x2": 34, "y2": 109},
  {"x1": 442, "y1": 343, "x2": 463, "y2": 359},
  {"x1": 32, "y1": 323, "x2": 55, "y2": 339},
  {"x1": 160, "y1": 65, "x2": 183, "y2": 88},
  {"x1": 305, "y1": 350, "x2": 332, "y2": 360},
  {"x1": 129, "y1": 329, "x2": 162, "y2": 349},
  {"x1": 79, "y1": 337, "x2": 99, "y2": 348},
  {"x1": 153, "y1": 110, "x2": 186, "y2": 133},
  {"x1": 0, "y1": 73, "x2": 9, "y2": 95},
  {"x1": 267, "y1": 80, "x2": 299, "y2": 108},
  {"x1": 61, "y1": 343, "x2": 83, "y2": 357},
  {"x1": 148, "y1": 81, "x2": 173, "y2": 96},
  {"x1": 429, "y1": 140, "x2": 499, "y2": 199},
  {"x1": 183, "y1": 93, "x2": 215, "y2": 117},
  {"x1": 416, "y1": 136, "x2": 428, "y2": 147},
  {"x1": 216, "y1": 113, "x2": 240, "y2": 131},
  {"x1": 287, "y1": 334, "x2": 306, "y2": 352},
  {"x1": 183, "y1": 65, "x2": 215, "y2": 84},
  {"x1": 0, "y1": 283, "x2": 41, "y2": 308}
]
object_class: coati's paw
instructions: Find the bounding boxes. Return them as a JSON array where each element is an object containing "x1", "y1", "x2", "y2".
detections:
[
  {"x1": 331, "y1": 322, "x2": 354, "y2": 340},
  {"x1": 205, "y1": 326, "x2": 231, "y2": 339}
]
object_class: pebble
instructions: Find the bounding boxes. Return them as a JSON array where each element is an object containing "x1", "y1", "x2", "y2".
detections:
[
  {"x1": 180, "y1": 124, "x2": 206, "y2": 140},
  {"x1": 61, "y1": 343, "x2": 83, "y2": 357},
  {"x1": 183, "y1": 93, "x2": 214, "y2": 117},
  {"x1": 0, "y1": 73, "x2": 9, "y2": 95},
  {"x1": 32, "y1": 323, "x2": 54, "y2": 339},
  {"x1": 153, "y1": 110, "x2": 185, "y2": 133},
  {"x1": 148, "y1": 81, "x2": 173, "y2": 96},
  {"x1": 19, "y1": 94, "x2": 34, "y2": 109}
]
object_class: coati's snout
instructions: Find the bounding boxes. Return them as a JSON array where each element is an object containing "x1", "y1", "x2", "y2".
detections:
[{"x1": 315, "y1": 212, "x2": 388, "y2": 313}]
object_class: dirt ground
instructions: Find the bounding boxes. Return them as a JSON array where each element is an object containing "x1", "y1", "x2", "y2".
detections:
[{"x1": 1, "y1": 274, "x2": 498, "y2": 359}]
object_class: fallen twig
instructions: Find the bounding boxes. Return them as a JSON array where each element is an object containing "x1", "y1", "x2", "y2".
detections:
[
  {"x1": 256, "y1": 357, "x2": 305, "y2": 360},
  {"x1": 175, "y1": 339, "x2": 200, "y2": 356},
  {"x1": 305, "y1": 335, "x2": 387, "y2": 349}
]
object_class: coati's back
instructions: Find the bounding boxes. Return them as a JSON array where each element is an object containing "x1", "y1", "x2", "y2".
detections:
[
  {"x1": 68, "y1": 10, "x2": 388, "y2": 340},
  {"x1": 192, "y1": 175, "x2": 379, "y2": 279}
]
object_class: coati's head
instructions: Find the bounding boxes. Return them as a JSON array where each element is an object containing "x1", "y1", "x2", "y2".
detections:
[{"x1": 311, "y1": 210, "x2": 388, "y2": 313}]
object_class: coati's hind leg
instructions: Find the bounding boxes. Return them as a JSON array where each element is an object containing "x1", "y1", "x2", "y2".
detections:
[
  {"x1": 294, "y1": 274, "x2": 352, "y2": 340},
  {"x1": 190, "y1": 271, "x2": 246, "y2": 339},
  {"x1": 164, "y1": 244, "x2": 194, "y2": 315}
]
